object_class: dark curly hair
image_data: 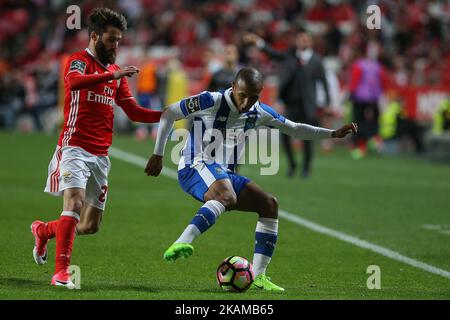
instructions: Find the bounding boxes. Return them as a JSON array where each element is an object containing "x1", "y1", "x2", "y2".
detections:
[{"x1": 87, "y1": 8, "x2": 127, "y2": 36}]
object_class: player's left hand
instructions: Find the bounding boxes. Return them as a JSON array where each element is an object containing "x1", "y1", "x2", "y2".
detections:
[
  {"x1": 113, "y1": 66, "x2": 140, "y2": 79},
  {"x1": 145, "y1": 154, "x2": 163, "y2": 177},
  {"x1": 332, "y1": 122, "x2": 358, "y2": 138}
]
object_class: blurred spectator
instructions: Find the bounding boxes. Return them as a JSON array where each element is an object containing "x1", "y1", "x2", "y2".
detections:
[
  {"x1": 380, "y1": 92, "x2": 424, "y2": 154},
  {"x1": 244, "y1": 28, "x2": 330, "y2": 178},
  {"x1": 165, "y1": 58, "x2": 189, "y2": 130},
  {"x1": 323, "y1": 20, "x2": 343, "y2": 56},
  {"x1": 208, "y1": 44, "x2": 240, "y2": 92},
  {"x1": 432, "y1": 99, "x2": 450, "y2": 135},
  {"x1": 317, "y1": 61, "x2": 343, "y2": 152},
  {"x1": 29, "y1": 55, "x2": 59, "y2": 131},
  {"x1": 392, "y1": 55, "x2": 410, "y2": 87},
  {"x1": 135, "y1": 59, "x2": 160, "y2": 140},
  {"x1": 348, "y1": 42, "x2": 388, "y2": 160},
  {"x1": 0, "y1": 70, "x2": 24, "y2": 129},
  {"x1": 306, "y1": 0, "x2": 329, "y2": 23}
]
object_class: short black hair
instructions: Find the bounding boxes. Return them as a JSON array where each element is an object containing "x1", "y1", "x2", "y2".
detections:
[
  {"x1": 234, "y1": 67, "x2": 264, "y2": 89},
  {"x1": 87, "y1": 8, "x2": 127, "y2": 36}
]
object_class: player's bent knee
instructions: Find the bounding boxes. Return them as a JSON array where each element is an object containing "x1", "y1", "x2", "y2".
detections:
[
  {"x1": 85, "y1": 225, "x2": 100, "y2": 235},
  {"x1": 262, "y1": 195, "x2": 278, "y2": 219},
  {"x1": 66, "y1": 198, "x2": 84, "y2": 213},
  {"x1": 270, "y1": 196, "x2": 279, "y2": 216},
  {"x1": 205, "y1": 188, "x2": 237, "y2": 209},
  {"x1": 218, "y1": 193, "x2": 237, "y2": 209}
]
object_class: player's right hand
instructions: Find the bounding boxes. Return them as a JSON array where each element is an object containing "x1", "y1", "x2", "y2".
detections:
[
  {"x1": 145, "y1": 154, "x2": 163, "y2": 177},
  {"x1": 332, "y1": 122, "x2": 358, "y2": 138},
  {"x1": 113, "y1": 66, "x2": 140, "y2": 79}
]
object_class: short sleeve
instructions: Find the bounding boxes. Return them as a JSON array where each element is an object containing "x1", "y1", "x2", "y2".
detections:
[{"x1": 258, "y1": 102, "x2": 286, "y2": 127}]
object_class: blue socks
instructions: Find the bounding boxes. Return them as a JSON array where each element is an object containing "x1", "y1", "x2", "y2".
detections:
[{"x1": 175, "y1": 200, "x2": 225, "y2": 244}]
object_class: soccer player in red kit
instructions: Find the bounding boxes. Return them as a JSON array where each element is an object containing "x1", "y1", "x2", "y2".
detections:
[{"x1": 30, "y1": 8, "x2": 162, "y2": 289}]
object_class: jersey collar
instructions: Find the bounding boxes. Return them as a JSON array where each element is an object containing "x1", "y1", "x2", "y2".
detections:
[{"x1": 224, "y1": 88, "x2": 238, "y2": 113}]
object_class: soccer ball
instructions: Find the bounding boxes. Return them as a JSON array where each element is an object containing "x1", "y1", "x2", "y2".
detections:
[{"x1": 216, "y1": 256, "x2": 254, "y2": 293}]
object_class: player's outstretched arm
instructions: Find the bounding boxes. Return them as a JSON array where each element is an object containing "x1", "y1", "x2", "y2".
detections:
[
  {"x1": 144, "y1": 102, "x2": 185, "y2": 177},
  {"x1": 260, "y1": 104, "x2": 357, "y2": 140},
  {"x1": 279, "y1": 120, "x2": 358, "y2": 140},
  {"x1": 67, "y1": 66, "x2": 140, "y2": 91},
  {"x1": 119, "y1": 98, "x2": 162, "y2": 123},
  {"x1": 242, "y1": 32, "x2": 287, "y2": 61},
  {"x1": 116, "y1": 74, "x2": 162, "y2": 123}
]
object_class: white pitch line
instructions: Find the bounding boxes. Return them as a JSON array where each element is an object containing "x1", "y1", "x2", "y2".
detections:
[
  {"x1": 278, "y1": 210, "x2": 450, "y2": 280},
  {"x1": 109, "y1": 146, "x2": 450, "y2": 281}
]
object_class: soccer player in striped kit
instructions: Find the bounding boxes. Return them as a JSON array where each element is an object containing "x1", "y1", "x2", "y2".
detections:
[
  {"x1": 30, "y1": 8, "x2": 161, "y2": 288},
  {"x1": 145, "y1": 67, "x2": 357, "y2": 291}
]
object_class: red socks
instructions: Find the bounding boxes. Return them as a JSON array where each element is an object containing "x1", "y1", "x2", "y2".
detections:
[
  {"x1": 54, "y1": 214, "x2": 79, "y2": 274},
  {"x1": 37, "y1": 220, "x2": 59, "y2": 239}
]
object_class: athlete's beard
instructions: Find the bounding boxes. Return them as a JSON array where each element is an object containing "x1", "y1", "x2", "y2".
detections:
[{"x1": 95, "y1": 40, "x2": 116, "y2": 65}]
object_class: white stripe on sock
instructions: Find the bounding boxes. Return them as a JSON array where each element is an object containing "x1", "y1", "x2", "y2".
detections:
[
  {"x1": 203, "y1": 200, "x2": 226, "y2": 219},
  {"x1": 255, "y1": 217, "x2": 278, "y2": 235},
  {"x1": 61, "y1": 211, "x2": 80, "y2": 221},
  {"x1": 175, "y1": 201, "x2": 225, "y2": 244}
]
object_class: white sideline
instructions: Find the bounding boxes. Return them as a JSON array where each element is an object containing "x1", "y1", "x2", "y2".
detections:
[{"x1": 109, "y1": 146, "x2": 450, "y2": 281}]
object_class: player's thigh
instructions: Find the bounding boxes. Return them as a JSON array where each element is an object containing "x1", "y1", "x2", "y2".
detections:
[
  {"x1": 85, "y1": 155, "x2": 110, "y2": 211},
  {"x1": 58, "y1": 147, "x2": 92, "y2": 212},
  {"x1": 233, "y1": 181, "x2": 278, "y2": 218},
  {"x1": 204, "y1": 178, "x2": 237, "y2": 209},
  {"x1": 179, "y1": 162, "x2": 237, "y2": 207}
]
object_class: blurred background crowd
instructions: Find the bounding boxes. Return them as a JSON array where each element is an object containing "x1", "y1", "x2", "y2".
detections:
[{"x1": 1, "y1": 0, "x2": 449, "y2": 162}]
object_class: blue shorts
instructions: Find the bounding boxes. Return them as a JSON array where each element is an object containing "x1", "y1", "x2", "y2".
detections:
[{"x1": 178, "y1": 162, "x2": 251, "y2": 202}]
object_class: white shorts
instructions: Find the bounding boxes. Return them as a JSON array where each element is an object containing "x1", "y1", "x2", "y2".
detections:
[{"x1": 44, "y1": 146, "x2": 111, "y2": 210}]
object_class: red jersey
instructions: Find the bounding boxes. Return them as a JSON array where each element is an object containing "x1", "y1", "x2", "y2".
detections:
[{"x1": 58, "y1": 48, "x2": 134, "y2": 156}]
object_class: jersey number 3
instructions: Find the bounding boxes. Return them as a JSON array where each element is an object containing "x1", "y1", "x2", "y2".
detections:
[{"x1": 99, "y1": 185, "x2": 108, "y2": 203}]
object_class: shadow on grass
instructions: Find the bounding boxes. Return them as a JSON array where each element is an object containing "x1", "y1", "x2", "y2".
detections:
[
  {"x1": 0, "y1": 277, "x2": 44, "y2": 288},
  {"x1": 0, "y1": 277, "x2": 279, "y2": 299},
  {"x1": 0, "y1": 277, "x2": 160, "y2": 295},
  {"x1": 80, "y1": 283, "x2": 161, "y2": 294}
]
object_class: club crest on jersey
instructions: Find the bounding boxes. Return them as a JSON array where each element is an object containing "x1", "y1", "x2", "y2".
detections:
[
  {"x1": 105, "y1": 71, "x2": 113, "y2": 84},
  {"x1": 185, "y1": 96, "x2": 201, "y2": 114},
  {"x1": 69, "y1": 60, "x2": 86, "y2": 74},
  {"x1": 244, "y1": 113, "x2": 258, "y2": 130}
]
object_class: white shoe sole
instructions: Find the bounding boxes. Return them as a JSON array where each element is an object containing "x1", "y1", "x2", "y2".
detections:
[
  {"x1": 32, "y1": 246, "x2": 48, "y2": 265},
  {"x1": 52, "y1": 279, "x2": 76, "y2": 290}
]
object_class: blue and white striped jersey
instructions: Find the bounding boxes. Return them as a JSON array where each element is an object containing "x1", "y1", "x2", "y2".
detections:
[{"x1": 154, "y1": 88, "x2": 333, "y2": 171}]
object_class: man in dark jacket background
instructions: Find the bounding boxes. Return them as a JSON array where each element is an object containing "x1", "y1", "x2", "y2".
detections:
[{"x1": 244, "y1": 28, "x2": 330, "y2": 178}]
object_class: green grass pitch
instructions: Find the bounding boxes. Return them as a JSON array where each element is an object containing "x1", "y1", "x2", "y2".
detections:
[{"x1": 0, "y1": 131, "x2": 449, "y2": 299}]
